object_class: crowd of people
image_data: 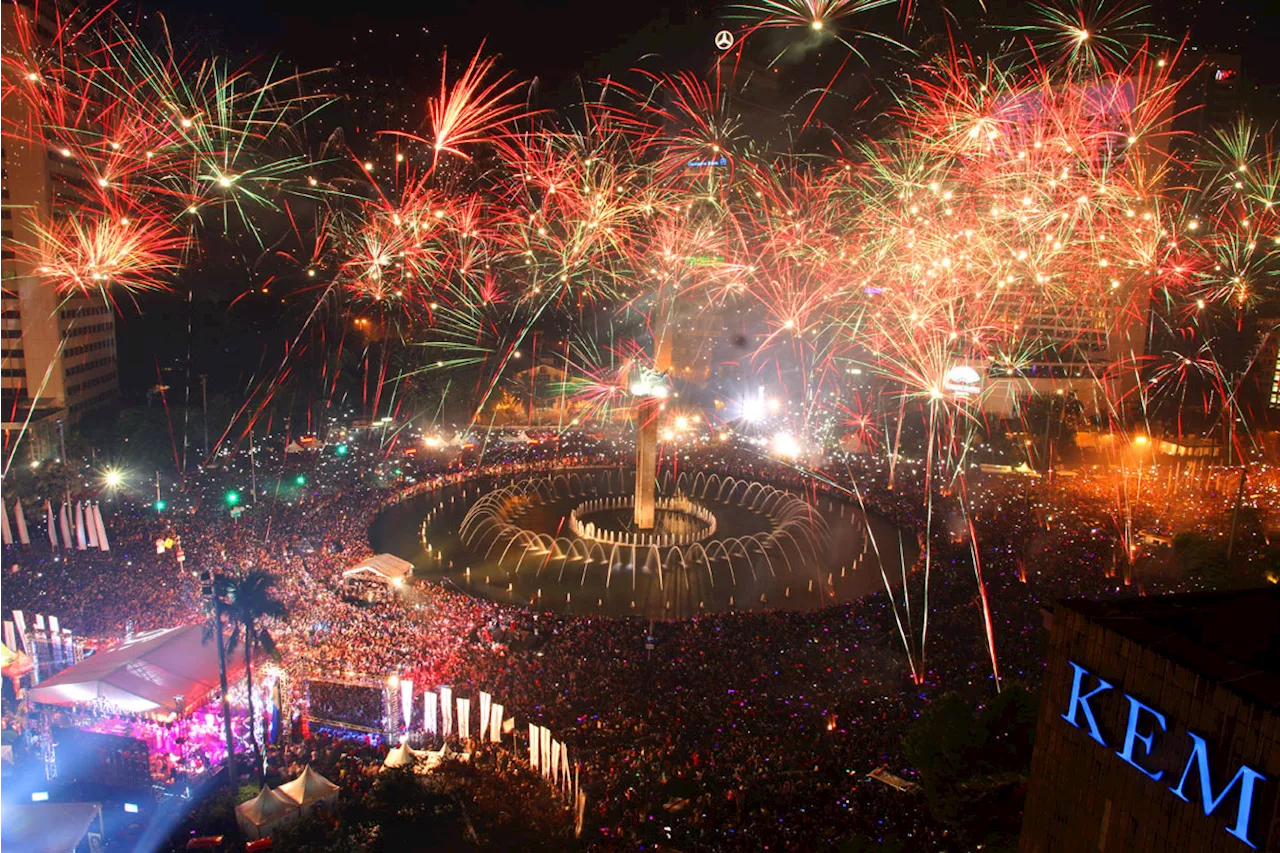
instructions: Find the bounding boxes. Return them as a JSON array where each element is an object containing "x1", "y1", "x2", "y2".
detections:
[{"x1": 3, "y1": 425, "x2": 1272, "y2": 850}]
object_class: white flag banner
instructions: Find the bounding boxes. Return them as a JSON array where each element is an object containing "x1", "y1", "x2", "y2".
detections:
[
  {"x1": 489, "y1": 703, "x2": 504, "y2": 743},
  {"x1": 574, "y1": 789, "x2": 587, "y2": 838},
  {"x1": 58, "y1": 504, "x2": 72, "y2": 549},
  {"x1": 424, "y1": 691, "x2": 438, "y2": 736},
  {"x1": 478, "y1": 692, "x2": 491, "y2": 739},
  {"x1": 44, "y1": 501, "x2": 56, "y2": 549},
  {"x1": 3, "y1": 622, "x2": 15, "y2": 652},
  {"x1": 540, "y1": 727, "x2": 552, "y2": 779},
  {"x1": 550, "y1": 740, "x2": 561, "y2": 785},
  {"x1": 85, "y1": 505, "x2": 98, "y2": 548},
  {"x1": 13, "y1": 610, "x2": 28, "y2": 652},
  {"x1": 560, "y1": 743, "x2": 571, "y2": 793},
  {"x1": 529, "y1": 723, "x2": 539, "y2": 770},
  {"x1": 74, "y1": 503, "x2": 87, "y2": 550},
  {"x1": 93, "y1": 504, "x2": 109, "y2": 552},
  {"x1": 400, "y1": 679, "x2": 414, "y2": 730},
  {"x1": 457, "y1": 697, "x2": 470, "y2": 741},
  {"x1": 440, "y1": 686, "x2": 453, "y2": 737},
  {"x1": 0, "y1": 500, "x2": 12, "y2": 546},
  {"x1": 14, "y1": 501, "x2": 30, "y2": 545}
]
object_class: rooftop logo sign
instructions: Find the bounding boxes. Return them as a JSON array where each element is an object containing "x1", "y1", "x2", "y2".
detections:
[{"x1": 1061, "y1": 661, "x2": 1269, "y2": 849}]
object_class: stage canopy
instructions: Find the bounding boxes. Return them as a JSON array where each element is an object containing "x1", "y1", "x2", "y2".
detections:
[
  {"x1": 27, "y1": 625, "x2": 243, "y2": 714},
  {"x1": 341, "y1": 553, "x2": 414, "y2": 586}
]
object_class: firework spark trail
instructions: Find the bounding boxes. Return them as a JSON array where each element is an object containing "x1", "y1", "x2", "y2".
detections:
[{"x1": 3, "y1": 1, "x2": 1277, "y2": 684}]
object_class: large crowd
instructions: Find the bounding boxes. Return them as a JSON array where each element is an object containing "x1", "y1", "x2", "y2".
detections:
[{"x1": 3, "y1": 427, "x2": 1273, "y2": 850}]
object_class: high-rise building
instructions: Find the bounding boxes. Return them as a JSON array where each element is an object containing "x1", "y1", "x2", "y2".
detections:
[
  {"x1": 1020, "y1": 589, "x2": 1279, "y2": 853},
  {"x1": 2, "y1": 0, "x2": 119, "y2": 461}
]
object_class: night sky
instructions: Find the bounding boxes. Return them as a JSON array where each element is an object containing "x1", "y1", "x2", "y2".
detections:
[
  {"x1": 108, "y1": 0, "x2": 1280, "y2": 402},
  {"x1": 135, "y1": 0, "x2": 1280, "y2": 86}
]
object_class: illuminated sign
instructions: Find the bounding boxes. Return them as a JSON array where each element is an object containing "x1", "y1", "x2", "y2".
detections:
[
  {"x1": 1061, "y1": 661, "x2": 1269, "y2": 848},
  {"x1": 1215, "y1": 68, "x2": 1237, "y2": 83},
  {"x1": 714, "y1": 30, "x2": 735, "y2": 51},
  {"x1": 687, "y1": 156, "x2": 728, "y2": 168},
  {"x1": 943, "y1": 364, "x2": 982, "y2": 398}
]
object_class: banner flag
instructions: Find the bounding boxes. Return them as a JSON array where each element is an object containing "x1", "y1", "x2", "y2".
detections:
[
  {"x1": 14, "y1": 501, "x2": 29, "y2": 545},
  {"x1": 550, "y1": 740, "x2": 561, "y2": 785},
  {"x1": 529, "y1": 723, "x2": 539, "y2": 770},
  {"x1": 400, "y1": 679, "x2": 413, "y2": 731},
  {"x1": 12, "y1": 611, "x2": 27, "y2": 652},
  {"x1": 93, "y1": 504, "x2": 109, "y2": 552},
  {"x1": 574, "y1": 790, "x2": 587, "y2": 838},
  {"x1": 0, "y1": 500, "x2": 11, "y2": 546},
  {"x1": 440, "y1": 686, "x2": 453, "y2": 737},
  {"x1": 85, "y1": 504, "x2": 98, "y2": 548},
  {"x1": 74, "y1": 503, "x2": 87, "y2": 550},
  {"x1": 3, "y1": 622, "x2": 16, "y2": 651},
  {"x1": 45, "y1": 501, "x2": 56, "y2": 549},
  {"x1": 561, "y1": 743, "x2": 571, "y2": 793},
  {"x1": 13, "y1": 499, "x2": 27, "y2": 545},
  {"x1": 540, "y1": 727, "x2": 553, "y2": 779},
  {"x1": 489, "y1": 703, "x2": 504, "y2": 743},
  {"x1": 478, "y1": 692, "x2": 491, "y2": 740},
  {"x1": 58, "y1": 504, "x2": 72, "y2": 549},
  {"x1": 424, "y1": 692, "x2": 438, "y2": 736},
  {"x1": 457, "y1": 697, "x2": 470, "y2": 741}
]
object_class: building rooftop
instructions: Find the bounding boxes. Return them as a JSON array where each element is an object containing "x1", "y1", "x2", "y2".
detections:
[{"x1": 1058, "y1": 587, "x2": 1280, "y2": 710}]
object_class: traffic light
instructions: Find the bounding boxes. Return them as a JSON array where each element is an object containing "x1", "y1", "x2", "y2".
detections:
[
  {"x1": 295, "y1": 475, "x2": 306, "y2": 485},
  {"x1": 154, "y1": 500, "x2": 167, "y2": 511},
  {"x1": 225, "y1": 490, "x2": 240, "y2": 506},
  {"x1": 335, "y1": 444, "x2": 349, "y2": 456}
]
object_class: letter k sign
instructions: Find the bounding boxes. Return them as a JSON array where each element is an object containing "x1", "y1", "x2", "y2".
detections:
[{"x1": 1062, "y1": 661, "x2": 1113, "y2": 745}]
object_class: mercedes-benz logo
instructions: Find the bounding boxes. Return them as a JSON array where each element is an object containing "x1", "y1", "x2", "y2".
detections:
[{"x1": 714, "y1": 30, "x2": 735, "y2": 51}]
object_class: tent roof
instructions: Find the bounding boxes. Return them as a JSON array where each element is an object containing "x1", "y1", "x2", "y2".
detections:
[
  {"x1": 384, "y1": 743, "x2": 427, "y2": 768},
  {"x1": 237, "y1": 786, "x2": 298, "y2": 826},
  {"x1": 27, "y1": 625, "x2": 243, "y2": 714},
  {"x1": 342, "y1": 553, "x2": 414, "y2": 583},
  {"x1": 2, "y1": 803, "x2": 100, "y2": 853},
  {"x1": 277, "y1": 765, "x2": 340, "y2": 805}
]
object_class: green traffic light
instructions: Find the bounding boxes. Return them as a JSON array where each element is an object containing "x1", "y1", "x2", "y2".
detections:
[
  {"x1": 155, "y1": 500, "x2": 167, "y2": 511},
  {"x1": 335, "y1": 444, "x2": 348, "y2": 456},
  {"x1": 225, "y1": 490, "x2": 240, "y2": 506},
  {"x1": 295, "y1": 475, "x2": 306, "y2": 485}
]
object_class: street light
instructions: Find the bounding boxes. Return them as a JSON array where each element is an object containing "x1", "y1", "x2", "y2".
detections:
[{"x1": 104, "y1": 469, "x2": 124, "y2": 488}]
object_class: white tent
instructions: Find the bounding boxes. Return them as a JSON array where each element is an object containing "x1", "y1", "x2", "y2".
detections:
[
  {"x1": 235, "y1": 786, "x2": 299, "y2": 840},
  {"x1": 27, "y1": 625, "x2": 244, "y2": 714},
  {"x1": 341, "y1": 553, "x2": 414, "y2": 586},
  {"x1": 277, "y1": 765, "x2": 341, "y2": 815},
  {"x1": 383, "y1": 742, "x2": 469, "y2": 775},
  {"x1": 383, "y1": 742, "x2": 428, "y2": 769}
]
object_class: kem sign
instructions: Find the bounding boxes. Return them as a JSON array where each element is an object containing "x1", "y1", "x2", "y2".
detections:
[{"x1": 1062, "y1": 661, "x2": 1269, "y2": 848}]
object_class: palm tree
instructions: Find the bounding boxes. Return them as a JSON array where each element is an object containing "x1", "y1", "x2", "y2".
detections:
[
  {"x1": 227, "y1": 570, "x2": 286, "y2": 786},
  {"x1": 200, "y1": 572, "x2": 238, "y2": 796}
]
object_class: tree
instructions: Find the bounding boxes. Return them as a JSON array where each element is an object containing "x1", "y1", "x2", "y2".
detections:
[
  {"x1": 903, "y1": 686, "x2": 1039, "y2": 846},
  {"x1": 1172, "y1": 532, "x2": 1229, "y2": 587},
  {"x1": 227, "y1": 570, "x2": 286, "y2": 786},
  {"x1": 201, "y1": 573, "x2": 239, "y2": 796}
]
